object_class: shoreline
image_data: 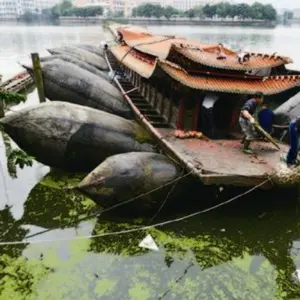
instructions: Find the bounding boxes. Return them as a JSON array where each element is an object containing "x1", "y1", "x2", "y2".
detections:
[
  {"x1": 0, "y1": 17, "x2": 276, "y2": 28},
  {"x1": 60, "y1": 17, "x2": 276, "y2": 27}
]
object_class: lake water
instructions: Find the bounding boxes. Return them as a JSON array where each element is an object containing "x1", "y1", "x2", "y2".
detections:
[{"x1": 1, "y1": 24, "x2": 300, "y2": 299}]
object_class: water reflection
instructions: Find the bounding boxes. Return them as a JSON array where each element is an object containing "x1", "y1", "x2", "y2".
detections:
[
  {"x1": 0, "y1": 25, "x2": 112, "y2": 80},
  {"x1": 1, "y1": 167, "x2": 300, "y2": 299},
  {"x1": 21, "y1": 170, "x2": 96, "y2": 229}
]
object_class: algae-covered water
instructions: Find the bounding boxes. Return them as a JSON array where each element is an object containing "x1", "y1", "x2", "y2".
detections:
[{"x1": 1, "y1": 24, "x2": 300, "y2": 299}]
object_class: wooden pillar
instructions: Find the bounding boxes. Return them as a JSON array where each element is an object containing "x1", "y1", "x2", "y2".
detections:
[
  {"x1": 31, "y1": 53, "x2": 45, "y2": 103},
  {"x1": 150, "y1": 86, "x2": 154, "y2": 106},
  {"x1": 176, "y1": 98, "x2": 185, "y2": 130},
  {"x1": 153, "y1": 88, "x2": 158, "y2": 109},
  {"x1": 145, "y1": 83, "x2": 149, "y2": 102},
  {"x1": 160, "y1": 90, "x2": 165, "y2": 115},
  {"x1": 168, "y1": 92, "x2": 174, "y2": 124},
  {"x1": 192, "y1": 98, "x2": 201, "y2": 131},
  {"x1": 132, "y1": 72, "x2": 135, "y2": 86},
  {"x1": 141, "y1": 80, "x2": 145, "y2": 96},
  {"x1": 137, "y1": 75, "x2": 141, "y2": 92}
]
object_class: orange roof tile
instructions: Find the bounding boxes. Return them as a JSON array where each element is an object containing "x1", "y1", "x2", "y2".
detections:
[
  {"x1": 110, "y1": 44, "x2": 156, "y2": 78},
  {"x1": 116, "y1": 27, "x2": 293, "y2": 72},
  {"x1": 110, "y1": 45, "x2": 300, "y2": 96},
  {"x1": 118, "y1": 28, "x2": 212, "y2": 58},
  {"x1": 159, "y1": 61, "x2": 300, "y2": 95},
  {"x1": 168, "y1": 43, "x2": 293, "y2": 71}
]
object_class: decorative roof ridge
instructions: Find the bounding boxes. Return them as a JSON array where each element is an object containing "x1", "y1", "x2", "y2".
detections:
[
  {"x1": 248, "y1": 52, "x2": 293, "y2": 63},
  {"x1": 172, "y1": 42, "x2": 236, "y2": 55},
  {"x1": 267, "y1": 74, "x2": 300, "y2": 81},
  {"x1": 171, "y1": 43, "x2": 293, "y2": 63}
]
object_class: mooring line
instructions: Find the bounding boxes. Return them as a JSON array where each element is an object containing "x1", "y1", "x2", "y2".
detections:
[
  {"x1": 23, "y1": 171, "x2": 193, "y2": 240},
  {"x1": 0, "y1": 178, "x2": 269, "y2": 246}
]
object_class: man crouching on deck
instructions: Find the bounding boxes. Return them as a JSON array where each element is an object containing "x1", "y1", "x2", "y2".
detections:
[{"x1": 239, "y1": 92, "x2": 264, "y2": 154}]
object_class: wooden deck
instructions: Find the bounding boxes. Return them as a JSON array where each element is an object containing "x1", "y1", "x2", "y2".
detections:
[{"x1": 158, "y1": 128, "x2": 288, "y2": 187}]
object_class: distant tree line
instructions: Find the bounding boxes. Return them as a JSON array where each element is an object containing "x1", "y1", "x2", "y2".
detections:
[
  {"x1": 132, "y1": 1, "x2": 277, "y2": 21},
  {"x1": 45, "y1": 0, "x2": 103, "y2": 19},
  {"x1": 19, "y1": 0, "x2": 103, "y2": 22}
]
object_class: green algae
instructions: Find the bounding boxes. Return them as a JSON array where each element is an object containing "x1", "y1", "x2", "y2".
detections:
[
  {"x1": 135, "y1": 125, "x2": 152, "y2": 144},
  {"x1": 40, "y1": 170, "x2": 86, "y2": 189},
  {"x1": 94, "y1": 279, "x2": 116, "y2": 297},
  {"x1": 21, "y1": 170, "x2": 97, "y2": 229},
  {"x1": 0, "y1": 255, "x2": 49, "y2": 300},
  {"x1": 2, "y1": 172, "x2": 300, "y2": 300},
  {"x1": 129, "y1": 282, "x2": 151, "y2": 300}
]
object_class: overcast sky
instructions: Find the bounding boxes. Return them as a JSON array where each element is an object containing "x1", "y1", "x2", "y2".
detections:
[{"x1": 240, "y1": 0, "x2": 300, "y2": 9}]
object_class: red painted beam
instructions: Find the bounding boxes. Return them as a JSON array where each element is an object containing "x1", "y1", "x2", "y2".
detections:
[
  {"x1": 177, "y1": 98, "x2": 185, "y2": 130},
  {"x1": 192, "y1": 98, "x2": 201, "y2": 130},
  {"x1": 186, "y1": 69, "x2": 263, "y2": 80}
]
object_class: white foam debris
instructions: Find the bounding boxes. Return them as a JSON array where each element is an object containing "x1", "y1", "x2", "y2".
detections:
[{"x1": 139, "y1": 234, "x2": 159, "y2": 251}]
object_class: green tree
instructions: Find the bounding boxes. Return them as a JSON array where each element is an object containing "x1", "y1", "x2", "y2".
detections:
[
  {"x1": 163, "y1": 5, "x2": 178, "y2": 20},
  {"x1": 199, "y1": 1, "x2": 277, "y2": 21},
  {"x1": 203, "y1": 4, "x2": 217, "y2": 18},
  {"x1": 251, "y1": 2, "x2": 264, "y2": 19},
  {"x1": 192, "y1": 6, "x2": 204, "y2": 18},
  {"x1": 261, "y1": 4, "x2": 277, "y2": 21},
  {"x1": 135, "y1": 3, "x2": 163, "y2": 18},
  {"x1": 132, "y1": 7, "x2": 137, "y2": 17},
  {"x1": 117, "y1": 10, "x2": 124, "y2": 17},
  {"x1": 185, "y1": 9, "x2": 195, "y2": 19}
]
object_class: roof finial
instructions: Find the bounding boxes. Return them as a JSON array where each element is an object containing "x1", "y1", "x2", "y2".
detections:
[
  {"x1": 237, "y1": 49, "x2": 250, "y2": 64},
  {"x1": 216, "y1": 44, "x2": 226, "y2": 60}
]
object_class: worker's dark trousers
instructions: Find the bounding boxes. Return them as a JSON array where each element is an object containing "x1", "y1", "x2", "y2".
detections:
[{"x1": 286, "y1": 120, "x2": 300, "y2": 165}]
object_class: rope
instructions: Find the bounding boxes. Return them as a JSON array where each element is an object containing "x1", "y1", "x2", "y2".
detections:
[
  {"x1": 24, "y1": 171, "x2": 192, "y2": 240},
  {"x1": 147, "y1": 170, "x2": 185, "y2": 226},
  {"x1": 0, "y1": 178, "x2": 269, "y2": 246}
]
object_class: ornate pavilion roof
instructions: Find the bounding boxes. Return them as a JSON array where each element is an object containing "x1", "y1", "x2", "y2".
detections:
[
  {"x1": 111, "y1": 44, "x2": 300, "y2": 96},
  {"x1": 115, "y1": 27, "x2": 293, "y2": 72}
]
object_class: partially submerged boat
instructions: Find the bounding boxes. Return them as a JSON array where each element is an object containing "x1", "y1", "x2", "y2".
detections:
[{"x1": 105, "y1": 24, "x2": 300, "y2": 188}]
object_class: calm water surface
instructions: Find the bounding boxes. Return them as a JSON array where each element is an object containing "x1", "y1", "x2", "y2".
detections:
[{"x1": 1, "y1": 24, "x2": 300, "y2": 299}]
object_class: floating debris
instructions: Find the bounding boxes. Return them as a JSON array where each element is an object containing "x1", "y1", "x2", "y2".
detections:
[{"x1": 138, "y1": 234, "x2": 159, "y2": 251}]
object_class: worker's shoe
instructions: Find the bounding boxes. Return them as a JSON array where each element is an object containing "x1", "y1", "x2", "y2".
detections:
[
  {"x1": 243, "y1": 140, "x2": 253, "y2": 154},
  {"x1": 243, "y1": 148, "x2": 254, "y2": 154},
  {"x1": 240, "y1": 135, "x2": 246, "y2": 144}
]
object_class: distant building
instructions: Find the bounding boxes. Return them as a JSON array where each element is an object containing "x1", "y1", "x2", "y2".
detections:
[
  {"x1": 0, "y1": 0, "x2": 35, "y2": 19},
  {"x1": 35, "y1": 0, "x2": 62, "y2": 11},
  {"x1": 293, "y1": 9, "x2": 300, "y2": 19},
  {"x1": 73, "y1": 0, "x2": 137, "y2": 17},
  {"x1": 137, "y1": 0, "x2": 221, "y2": 10}
]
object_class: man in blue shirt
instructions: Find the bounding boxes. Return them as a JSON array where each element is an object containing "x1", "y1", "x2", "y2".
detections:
[
  {"x1": 286, "y1": 117, "x2": 300, "y2": 168},
  {"x1": 239, "y1": 92, "x2": 264, "y2": 154},
  {"x1": 258, "y1": 104, "x2": 275, "y2": 134}
]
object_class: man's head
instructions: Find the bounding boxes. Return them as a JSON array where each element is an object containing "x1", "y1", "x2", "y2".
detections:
[
  {"x1": 261, "y1": 104, "x2": 267, "y2": 109},
  {"x1": 254, "y1": 92, "x2": 264, "y2": 105}
]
